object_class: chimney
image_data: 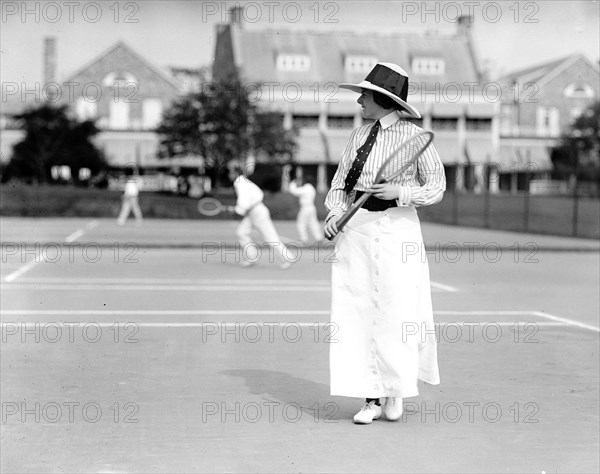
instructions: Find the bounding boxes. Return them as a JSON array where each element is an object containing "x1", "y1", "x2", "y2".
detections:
[
  {"x1": 228, "y1": 5, "x2": 243, "y2": 28},
  {"x1": 458, "y1": 15, "x2": 481, "y2": 80},
  {"x1": 43, "y1": 37, "x2": 59, "y2": 102},
  {"x1": 457, "y1": 15, "x2": 473, "y2": 36},
  {"x1": 44, "y1": 37, "x2": 56, "y2": 84}
]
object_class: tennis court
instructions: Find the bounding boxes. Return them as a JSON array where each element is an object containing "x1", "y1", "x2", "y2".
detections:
[{"x1": 1, "y1": 217, "x2": 599, "y2": 473}]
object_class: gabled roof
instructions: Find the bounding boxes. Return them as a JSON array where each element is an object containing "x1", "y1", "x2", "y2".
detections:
[
  {"x1": 226, "y1": 27, "x2": 480, "y2": 85},
  {"x1": 63, "y1": 41, "x2": 180, "y2": 91},
  {"x1": 498, "y1": 54, "x2": 600, "y2": 86},
  {"x1": 1, "y1": 41, "x2": 182, "y2": 117},
  {"x1": 499, "y1": 55, "x2": 573, "y2": 84}
]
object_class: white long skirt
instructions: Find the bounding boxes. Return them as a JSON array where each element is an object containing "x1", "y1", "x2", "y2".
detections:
[{"x1": 330, "y1": 206, "x2": 440, "y2": 399}]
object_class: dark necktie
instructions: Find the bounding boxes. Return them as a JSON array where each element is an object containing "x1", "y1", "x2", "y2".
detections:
[{"x1": 344, "y1": 120, "x2": 381, "y2": 194}]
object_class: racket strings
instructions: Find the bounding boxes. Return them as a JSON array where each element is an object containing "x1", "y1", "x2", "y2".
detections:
[
  {"x1": 198, "y1": 197, "x2": 223, "y2": 216},
  {"x1": 380, "y1": 145, "x2": 418, "y2": 183},
  {"x1": 201, "y1": 202, "x2": 219, "y2": 212},
  {"x1": 378, "y1": 133, "x2": 432, "y2": 184}
]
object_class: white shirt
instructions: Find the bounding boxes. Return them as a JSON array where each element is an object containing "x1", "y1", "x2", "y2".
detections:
[
  {"x1": 124, "y1": 179, "x2": 140, "y2": 197},
  {"x1": 288, "y1": 182, "x2": 316, "y2": 207},
  {"x1": 233, "y1": 176, "x2": 264, "y2": 216}
]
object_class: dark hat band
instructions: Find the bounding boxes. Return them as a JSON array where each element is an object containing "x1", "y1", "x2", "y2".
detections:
[{"x1": 364, "y1": 64, "x2": 409, "y2": 101}]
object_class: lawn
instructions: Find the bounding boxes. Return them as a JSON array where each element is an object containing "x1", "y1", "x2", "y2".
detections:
[
  {"x1": 0, "y1": 182, "x2": 301, "y2": 220},
  {"x1": 1, "y1": 183, "x2": 598, "y2": 239}
]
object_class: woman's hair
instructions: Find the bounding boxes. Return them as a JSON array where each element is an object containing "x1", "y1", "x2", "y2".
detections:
[{"x1": 372, "y1": 90, "x2": 405, "y2": 112}]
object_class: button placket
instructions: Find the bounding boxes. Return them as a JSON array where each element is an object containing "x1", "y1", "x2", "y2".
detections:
[
  {"x1": 369, "y1": 219, "x2": 382, "y2": 390},
  {"x1": 372, "y1": 220, "x2": 382, "y2": 301}
]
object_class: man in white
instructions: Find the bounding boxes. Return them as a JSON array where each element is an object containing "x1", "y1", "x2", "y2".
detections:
[
  {"x1": 288, "y1": 176, "x2": 324, "y2": 243},
  {"x1": 229, "y1": 167, "x2": 291, "y2": 269},
  {"x1": 117, "y1": 175, "x2": 143, "y2": 225}
]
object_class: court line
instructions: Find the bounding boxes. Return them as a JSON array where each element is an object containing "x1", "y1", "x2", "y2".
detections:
[
  {"x1": 430, "y1": 281, "x2": 458, "y2": 292},
  {"x1": 0, "y1": 310, "x2": 331, "y2": 315},
  {"x1": 0, "y1": 309, "x2": 580, "y2": 316},
  {"x1": 533, "y1": 310, "x2": 599, "y2": 333},
  {"x1": 434, "y1": 310, "x2": 546, "y2": 315},
  {"x1": 7, "y1": 277, "x2": 331, "y2": 285},
  {"x1": 65, "y1": 219, "x2": 98, "y2": 242},
  {"x1": 0, "y1": 309, "x2": 577, "y2": 317},
  {"x1": 4, "y1": 220, "x2": 100, "y2": 282},
  {"x1": 1, "y1": 284, "x2": 332, "y2": 292},
  {"x1": 64, "y1": 230, "x2": 84, "y2": 243},
  {"x1": 0, "y1": 321, "x2": 569, "y2": 328},
  {"x1": 2, "y1": 277, "x2": 457, "y2": 292},
  {"x1": 1, "y1": 309, "x2": 594, "y2": 332},
  {"x1": 3, "y1": 260, "x2": 41, "y2": 283}
]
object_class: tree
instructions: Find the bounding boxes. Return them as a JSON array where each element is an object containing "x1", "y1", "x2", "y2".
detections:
[
  {"x1": 157, "y1": 76, "x2": 297, "y2": 188},
  {"x1": 252, "y1": 111, "x2": 297, "y2": 160},
  {"x1": 5, "y1": 104, "x2": 106, "y2": 184},
  {"x1": 552, "y1": 101, "x2": 600, "y2": 183},
  {"x1": 156, "y1": 97, "x2": 207, "y2": 158}
]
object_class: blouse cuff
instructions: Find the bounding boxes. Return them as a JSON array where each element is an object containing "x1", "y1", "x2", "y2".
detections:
[
  {"x1": 396, "y1": 186, "x2": 412, "y2": 207},
  {"x1": 325, "y1": 208, "x2": 344, "y2": 223}
]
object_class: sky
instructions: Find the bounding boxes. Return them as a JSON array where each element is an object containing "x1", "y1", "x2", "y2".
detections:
[{"x1": 1, "y1": 0, "x2": 599, "y2": 87}]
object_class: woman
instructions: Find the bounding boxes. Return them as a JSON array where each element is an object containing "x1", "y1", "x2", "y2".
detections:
[{"x1": 324, "y1": 63, "x2": 445, "y2": 424}]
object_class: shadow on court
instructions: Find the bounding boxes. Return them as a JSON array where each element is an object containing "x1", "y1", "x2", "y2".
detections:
[{"x1": 222, "y1": 369, "x2": 343, "y2": 421}]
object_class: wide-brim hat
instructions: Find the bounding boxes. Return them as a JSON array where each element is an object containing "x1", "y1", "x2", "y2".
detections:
[{"x1": 340, "y1": 62, "x2": 421, "y2": 119}]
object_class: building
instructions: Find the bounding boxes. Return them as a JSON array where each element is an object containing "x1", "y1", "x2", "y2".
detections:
[
  {"x1": 0, "y1": 99, "x2": 26, "y2": 165},
  {"x1": 169, "y1": 66, "x2": 212, "y2": 95},
  {"x1": 59, "y1": 41, "x2": 182, "y2": 168},
  {"x1": 213, "y1": 7, "x2": 499, "y2": 192},
  {"x1": 499, "y1": 54, "x2": 599, "y2": 138},
  {"x1": 497, "y1": 54, "x2": 599, "y2": 192},
  {"x1": 1, "y1": 39, "x2": 188, "y2": 174}
]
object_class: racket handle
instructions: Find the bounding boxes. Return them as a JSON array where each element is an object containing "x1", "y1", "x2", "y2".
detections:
[{"x1": 326, "y1": 192, "x2": 372, "y2": 241}]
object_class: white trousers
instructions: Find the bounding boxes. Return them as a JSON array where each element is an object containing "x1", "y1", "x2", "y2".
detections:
[
  {"x1": 296, "y1": 205, "x2": 324, "y2": 242},
  {"x1": 117, "y1": 196, "x2": 143, "y2": 224},
  {"x1": 236, "y1": 203, "x2": 288, "y2": 264}
]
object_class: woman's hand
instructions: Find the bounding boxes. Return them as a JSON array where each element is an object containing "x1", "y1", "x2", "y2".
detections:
[
  {"x1": 367, "y1": 183, "x2": 399, "y2": 200},
  {"x1": 324, "y1": 215, "x2": 341, "y2": 240}
]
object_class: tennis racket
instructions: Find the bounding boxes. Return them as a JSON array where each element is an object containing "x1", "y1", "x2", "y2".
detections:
[
  {"x1": 197, "y1": 197, "x2": 232, "y2": 216},
  {"x1": 326, "y1": 130, "x2": 434, "y2": 240}
]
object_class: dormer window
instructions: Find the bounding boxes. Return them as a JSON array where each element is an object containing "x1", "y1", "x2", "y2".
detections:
[
  {"x1": 277, "y1": 54, "x2": 310, "y2": 72},
  {"x1": 412, "y1": 58, "x2": 445, "y2": 75},
  {"x1": 103, "y1": 71, "x2": 138, "y2": 88},
  {"x1": 564, "y1": 82, "x2": 595, "y2": 99},
  {"x1": 345, "y1": 56, "x2": 378, "y2": 74},
  {"x1": 276, "y1": 55, "x2": 311, "y2": 72}
]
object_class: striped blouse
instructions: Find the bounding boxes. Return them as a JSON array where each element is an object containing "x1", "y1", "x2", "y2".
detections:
[{"x1": 325, "y1": 110, "x2": 446, "y2": 220}]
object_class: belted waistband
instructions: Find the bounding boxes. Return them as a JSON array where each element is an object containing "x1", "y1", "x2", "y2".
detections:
[{"x1": 355, "y1": 191, "x2": 398, "y2": 212}]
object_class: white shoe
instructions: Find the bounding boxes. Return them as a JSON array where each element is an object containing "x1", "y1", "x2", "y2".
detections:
[
  {"x1": 353, "y1": 401, "x2": 382, "y2": 424},
  {"x1": 383, "y1": 397, "x2": 403, "y2": 421}
]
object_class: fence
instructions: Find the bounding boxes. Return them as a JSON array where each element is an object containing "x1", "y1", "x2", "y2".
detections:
[{"x1": 417, "y1": 191, "x2": 600, "y2": 239}]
